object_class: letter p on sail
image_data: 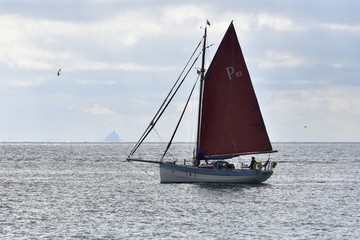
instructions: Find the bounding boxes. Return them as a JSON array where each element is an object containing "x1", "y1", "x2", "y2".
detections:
[{"x1": 226, "y1": 67, "x2": 234, "y2": 80}]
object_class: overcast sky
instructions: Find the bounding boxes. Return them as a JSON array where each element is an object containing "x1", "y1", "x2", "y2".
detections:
[{"x1": 1, "y1": 0, "x2": 359, "y2": 142}]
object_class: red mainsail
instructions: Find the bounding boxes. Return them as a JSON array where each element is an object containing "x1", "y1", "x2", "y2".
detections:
[{"x1": 198, "y1": 22, "x2": 274, "y2": 159}]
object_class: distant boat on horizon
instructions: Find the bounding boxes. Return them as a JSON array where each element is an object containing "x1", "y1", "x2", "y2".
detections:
[{"x1": 127, "y1": 21, "x2": 278, "y2": 183}]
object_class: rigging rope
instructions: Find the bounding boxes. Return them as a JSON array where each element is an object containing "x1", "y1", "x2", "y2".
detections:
[
  {"x1": 161, "y1": 74, "x2": 200, "y2": 161},
  {"x1": 128, "y1": 41, "x2": 203, "y2": 159}
]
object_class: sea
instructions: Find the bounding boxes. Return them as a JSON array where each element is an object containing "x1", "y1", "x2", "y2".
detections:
[{"x1": 0, "y1": 142, "x2": 359, "y2": 240}]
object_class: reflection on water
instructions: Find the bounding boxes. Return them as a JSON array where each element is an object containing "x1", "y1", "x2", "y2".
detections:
[{"x1": 0, "y1": 142, "x2": 359, "y2": 239}]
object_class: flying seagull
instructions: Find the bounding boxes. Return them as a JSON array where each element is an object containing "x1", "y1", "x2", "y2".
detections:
[{"x1": 57, "y1": 68, "x2": 61, "y2": 76}]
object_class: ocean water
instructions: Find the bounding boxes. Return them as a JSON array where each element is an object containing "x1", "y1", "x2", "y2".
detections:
[{"x1": 0, "y1": 142, "x2": 359, "y2": 239}]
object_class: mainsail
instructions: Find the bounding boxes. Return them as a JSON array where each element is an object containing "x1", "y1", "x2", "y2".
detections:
[{"x1": 198, "y1": 22, "x2": 274, "y2": 159}]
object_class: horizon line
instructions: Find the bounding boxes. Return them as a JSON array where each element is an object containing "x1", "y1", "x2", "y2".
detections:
[{"x1": 1, "y1": 141, "x2": 360, "y2": 144}]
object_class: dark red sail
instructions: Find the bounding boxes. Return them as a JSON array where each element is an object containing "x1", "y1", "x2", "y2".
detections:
[{"x1": 198, "y1": 22, "x2": 274, "y2": 159}]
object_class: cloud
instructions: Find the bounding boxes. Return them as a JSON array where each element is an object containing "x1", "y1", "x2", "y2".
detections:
[
  {"x1": 331, "y1": 62, "x2": 360, "y2": 70},
  {"x1": 266, "y1": 85, "x2": 360, "y2": 141},
  {"x1": 0, "y1": 16, "x2": 72, "y2": 70},
  {"x1": 258, "y1": 50, "x2": 308, "y2": 69},
  {"x1": 0, "y1": 5, "x2": 203, "y2": 73},
  {"x1": 271, "y1": 85, "x2": 360, "y2": 118},
  {"x1": 69, "y1": 61, "x2": 177, "y2": 72},
  {"x1": 257, "y1": 14, "x2": 307, "y2": 32},
  {"x1": 85, "y1": 104, "x2": 117, "y2": 116},
  {"x1": 1, "y1": 1, "x2": 360, "y2": 142},
  {"x1": 321, "y1": 23, "x2": 360, "y2": 33},
  {"x1": 0, "y1": 77, "x2": 48, "y2": 87}
]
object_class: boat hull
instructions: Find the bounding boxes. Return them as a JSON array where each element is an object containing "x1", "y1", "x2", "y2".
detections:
[{"x1": 160, "y1": 162, "x2": 273, "y2": 183}]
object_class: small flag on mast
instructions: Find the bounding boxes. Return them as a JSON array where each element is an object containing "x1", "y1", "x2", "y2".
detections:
[{"x1": 207, "y1": 20, "x2": 211, "y2": 26}]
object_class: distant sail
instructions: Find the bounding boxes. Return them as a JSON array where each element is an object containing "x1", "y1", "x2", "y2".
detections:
[{"x1": 199, "y1": 22, "x2": 274, "y2": 159}]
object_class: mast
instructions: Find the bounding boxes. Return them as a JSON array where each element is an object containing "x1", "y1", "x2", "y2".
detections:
[{"x1": 196, "y1": 24, "x2": 207, "y2": 158}]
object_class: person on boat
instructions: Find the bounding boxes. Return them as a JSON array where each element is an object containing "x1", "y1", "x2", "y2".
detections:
[
  {"x1": 263, "y1": 159, "x2": 270, "y2": 170},
  {"x1": 195, "y1": 149, "x2": 208, "y2": 166},
  {"x1": 249, "y1": 157, "x2": 256, "y2": 169}
]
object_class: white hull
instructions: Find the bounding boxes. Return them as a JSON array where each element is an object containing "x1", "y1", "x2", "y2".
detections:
[{"x1": 160, "y1": 162, "x2": 273, "y2": 183}]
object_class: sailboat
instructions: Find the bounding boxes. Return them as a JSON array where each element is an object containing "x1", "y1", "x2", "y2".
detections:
[{"x1": 127, "y1": 21, "x2": 278, "y2": 183}]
